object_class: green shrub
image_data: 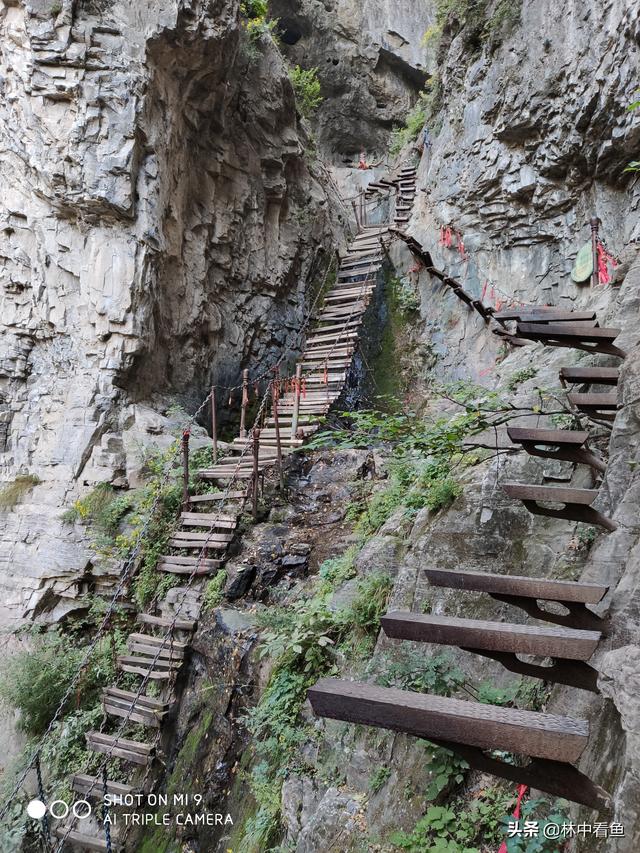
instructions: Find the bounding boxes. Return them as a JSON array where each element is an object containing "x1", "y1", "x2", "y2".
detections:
[
  {"x1": 289, "y1": 65, "x2": 323, "y2": 118},
  {"x1": 202, "y1": 570, "x2": 228, "y2": 612},
  {"x1": 369, "y1": 765, "x2": 391, "y2": 793},
  {"x1": 61, "y1": 483, "x2": 135, "y2": 542},
  {"x1": 506, "y1": 366, "x2": 538, "y2": 391},
  {"x1": 343, "y1": 573, "x2": 393, "y2": 634},
  {"x1": 0, "y1": 474, "x2": 40, "y2": 510},
  {"x1": 373, "y1": 649, "x2": 466, "y2": 697},
  {"x1": 501, "y1": 798, "x2": 571, "y2": 852},
  {"x1": 390, "y1": 787, "x2": 515, "y2": 851},
  {"x1": 390, "y1": 96, "x2": 428, "y2": 156},
  {"x1": 0, "y1": 629, "x2": 125, "y2": 736}
]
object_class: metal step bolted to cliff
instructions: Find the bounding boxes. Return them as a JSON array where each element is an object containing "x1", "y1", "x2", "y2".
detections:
[{"x1": 308, "y1": 222, "x2": 626, "y2": 812}]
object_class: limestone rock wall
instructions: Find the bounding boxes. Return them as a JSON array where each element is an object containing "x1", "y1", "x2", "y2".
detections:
[{"x1": 0, "y1": 0, "x2": 336, "y2": 628}]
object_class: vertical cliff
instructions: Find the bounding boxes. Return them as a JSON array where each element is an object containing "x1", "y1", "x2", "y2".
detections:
[{"x1": 0, "y1": 0, "x2": 336, "y2": 629}]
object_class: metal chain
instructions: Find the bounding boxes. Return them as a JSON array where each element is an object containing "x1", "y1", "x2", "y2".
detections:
[
  {"x1": 52, "y1": 388, "x2": 274, "y2": 852},
  {"x1": 102, "y1": 767, "x2": 112, "y2": 853},
  {"x1": 35, "y1": 756, "x2": 52, "y2": 852}
]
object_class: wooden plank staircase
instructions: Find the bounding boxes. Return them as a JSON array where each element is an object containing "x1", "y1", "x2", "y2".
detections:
[{"x1": 57, "y1": 184, "x2": 422, "y2": 851}]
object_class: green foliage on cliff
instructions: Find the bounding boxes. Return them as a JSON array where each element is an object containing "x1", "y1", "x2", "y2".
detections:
[
  {"x1": 0, "y1": 474, "x2": 40, "y2": 509},
  {"x1": 237, "y1": 553, "x2": 392, "y2": 850},
  {"x1": 390, "y1": 787, "x2": 515, "y2": 852},
  {"x1": 0, "y1": 628, "x2": 126, "y2": 737},
  {"x1": 289, "y1": 65, "x2": 323, "y2": 118},
  {"x1": 423, "y1": 0, "x2": 522, "y2": 56}
]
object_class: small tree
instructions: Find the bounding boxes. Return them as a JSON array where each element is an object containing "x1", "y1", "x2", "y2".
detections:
[{"x1": 289, "y1": 65, "x2": 323, "y2": 119}]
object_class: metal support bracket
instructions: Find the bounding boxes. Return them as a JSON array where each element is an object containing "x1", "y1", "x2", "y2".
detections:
[
  {"x1": 490, "y1": 592, "x2": 609, "y2": 634},
  {"x1": 461, "y1": 647, "x2": 599, "y2": 692}
]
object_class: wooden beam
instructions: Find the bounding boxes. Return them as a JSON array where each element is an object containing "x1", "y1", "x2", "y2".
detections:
[
  {"x1": 308, "y1": 679, "x2": 589, "y2": 763},
  {"x1": 424, "y1": 568, "x2": 607, "y2": 604},
  {"x1": 381, "y1": 612, "x2": 600, "y2": 659}
]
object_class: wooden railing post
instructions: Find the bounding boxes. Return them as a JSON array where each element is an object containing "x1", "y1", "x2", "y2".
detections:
[
  {"x1": 240, "y1": 368, "x2": 249, "y2": 438},
  {"x1": 210, "y1": 385, "x2": 218, "y2": 462},
  {"x1": 252, "y1": 427, "x2": 260, "y2": 521},
  {"x1": 272, "y1": 374, "x2": 284, "y2": 492},
  {"x1": 181, "y1": 429, "x2": 190, "y2": 509},
  {"x1": 290, "y1": 364, "x2": 302, "y2": 439},
  {"x1": 590, "y1": 216, "x2": 600, "y2": 288}
]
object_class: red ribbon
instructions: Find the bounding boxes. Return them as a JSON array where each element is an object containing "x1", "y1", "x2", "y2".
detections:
[
  {"x1": 597, "y1": 241, "x2": 618, "y2": 286},
  {"x1": 498, "y1": 785, "x2": 528, "y2": 853}
]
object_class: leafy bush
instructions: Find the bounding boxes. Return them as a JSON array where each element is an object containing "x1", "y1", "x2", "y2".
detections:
[
  {"x1": 202, "y1": 570, "x2": 228, "y2": 613},
  {"x1": 391, "y1": 787, "x2": 515, "y2": 851},
  {"x1": 373, "y1": 649, "x2": 466, "y2": 697},
  {"x1": 506, "y1": 366, "x2": 538, "y2": 391},
  {"x1": 390, "y1": 96, "x2": 428, "y2": 156},
  {"x1": 344, "y1": 573, "x2": 393, "y2": 634},
  {"x1": 0, "y1": 474, "x2": 40, "y2": 509},
  {"x1": 502, "y1": 798, "x2": 571, "y2": 852},
  {"x1": 61, "y1": 483, "x2": 136, "y2": 549},
  {"x1": 0, "y1": 629, "x2": 125, "y2": 736},
  {"x1": 289, "y1": 65, "x2": 323, "y2": 118},
  {"x1": 369, "y1": 765, "x2": 391, "y2": 793}
]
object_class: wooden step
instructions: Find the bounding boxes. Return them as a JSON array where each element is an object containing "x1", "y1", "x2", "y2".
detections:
[
  {"x1": 117, "y1": 655, "x2": 178, "y2": 679},
  {"x1": 104, "y1": 685, "x2": 169, "y2": 708},
  {"x1": 168, "y1": 530, "x2": 234, "y2": 544},
  {"x1": 128, "y1": 633, "x2": 187, "y2": 651},
  {"x1": 188, "y1": 490, "x2": 247, "y2": 503},
  {"x1": 567, "y1": 392, "x2": 619, "y2": 419},
  {"x1": 560, "y1": 366, "x2": 619, "y2": 385},
  {"x1": 158, "y1": 554, "x2": 221, "y2": 568},
  {"x1": 516, "y1": 323, "x2": 625, "y2": 357},
  {"x1": 72, "y1": 774, "x2": 135, "y2": 799},
  {"x1": 494, "y1": 309, "x2": 597, "y2": 323},
  {"x1": 382, "y1": 612, "x2": 600, "y2": 659},
  {"x1": 308, "y1": 679, "x2": 588, "y2": 763},
  {"x1": 103, "y1": 688, "x2": 169, "y2": 727},
  {"x1": 126, "y1": 641, "x2": 184, "y2": 662},
  {"x1": 424, "y1": 568, "x2": 608, "y2": 604},
  {"x1": 507, "y1": 427, "x2": 606, "y2": 473},
  {"x1": 503, "y1": 483, "x2": 617, "y2": 531},
  {"x1": 179, "y1": 513, "x2": 238, "y2": 529},
  {"x1": 137, "y1": 613, "x2": 197, "y2": 631},
  {"x1": 197, "y1": 471, "x2": 255, "y2": 481},
  {"x1": 86, "y1": 731, "x2": 154, "y2": 765},
  {"x1": 53, "y1": 828, "x2": 109, "y2": 852},
  {"x1": 158, "y1": 559, "x2": 222, "y2": 574}
]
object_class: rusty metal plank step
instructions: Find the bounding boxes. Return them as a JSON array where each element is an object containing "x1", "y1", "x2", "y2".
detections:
[
  {"x1": 567, "y1": 392, "x2": 618, "y2": 410},
  {"x1": 382, "y1": 612, "x2": 600, "y2": 659},
  {"x1": 308, "y1": 679, "x2": 589, "y2": 763},
  {"x1": 560, "y1": 366, "x2": 619, "y2": 385},
  {"x1": 494, "y1": 309, "x2": 597, "y2": 323},
  {"x1": 507, "y1": 427, "x2": 589, "y2": 445},
  {"x1": 503, "y1": 483, "x2": 617, "y2": 531}
]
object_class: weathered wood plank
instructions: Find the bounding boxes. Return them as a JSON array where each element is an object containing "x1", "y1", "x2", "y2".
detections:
[
  {"x1": 72, "y1": 774, "x2": 135, "y2": 798},
  {"x1": 560, "y1": 367, "x2": 619, "y2": 385},
  {"x1": 502, "y1": 484, "x2": 598, "y2": 504},
  {"x1": 137, "y1": 613, "x2": 197, "y2": 631},
  {"x1": 53, "y1": 828, "x2": 109, "y2": 852},
  {"x1": 507, "y1": 427, "x2": 589, "y2": 446},
  {"x1": 567, "y1": 392, "x2": 618, "y2": 409},
  {"x1": 308, "y1": 679, "x2": 589, "y2": 763},
  {"x1": 381, "y1": 612, "x2": 601, "y2": 659},
  {"x1": 423, "y1": 568, "x2": 608, "y2": 604}
]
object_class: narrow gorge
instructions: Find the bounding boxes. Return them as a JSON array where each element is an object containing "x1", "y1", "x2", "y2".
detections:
[{"x1": 0, "y1": 1, "x2": 639, "y2": 852}]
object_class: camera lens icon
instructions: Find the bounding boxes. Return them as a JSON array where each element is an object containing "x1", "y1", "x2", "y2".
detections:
[
  {"x1": 27, "y1": 800, "x2": 47, "y2": 820},
  {"x1": 26, "y1": 798, "x2": 92, "y2": 820}
]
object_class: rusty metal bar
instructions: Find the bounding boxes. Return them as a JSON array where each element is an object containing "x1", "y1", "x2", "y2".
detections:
[
  {"x1": 210, "y1": 385, "x2": 218, "y2": 462},
  {"x1": 252, "y1": 427, "x2": 260, "y2": 521},
  {"x1": 591, "y1": 215, "x2": 600, "y2": 288},
  {"x1": 290, "y1": 364, "x2": 302, "y2": 439},
  {"x1": 240, "y1": 368, "x2": 249, "y2": 438},
  {"x1": 181, "y1": 429, "x2": 190, "y2": 510},
  {"x1": 272, "y1": 376, "x2": 284, "y2": 492}
]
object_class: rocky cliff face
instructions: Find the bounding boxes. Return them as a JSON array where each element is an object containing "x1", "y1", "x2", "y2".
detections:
[{"x1": 0, "y1": 0, "x2": 336, "y2": 629}]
